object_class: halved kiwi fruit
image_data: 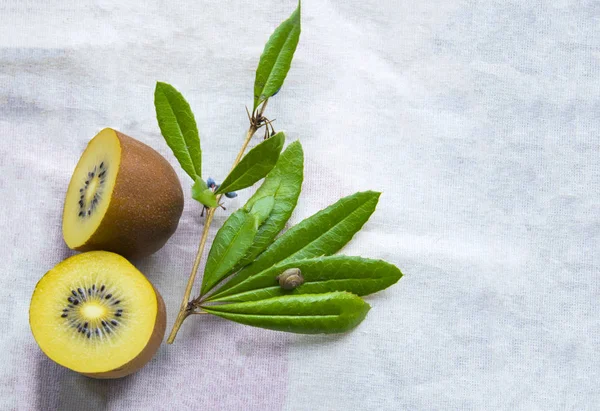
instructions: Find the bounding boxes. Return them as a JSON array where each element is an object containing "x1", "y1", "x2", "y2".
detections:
[
  {"x1": 29, "y1": 251, "x2": 166, "y2": 379},
  {"x1": 62, "y1": 128, "x2": 184, "y2": 258}
]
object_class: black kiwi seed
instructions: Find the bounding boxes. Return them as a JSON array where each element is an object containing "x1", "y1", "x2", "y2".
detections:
[
  {"x1": 77, "y1": 163, "x2": 109, "y2": 219},
  {"x1": 60, "y1": 282, "x2": 126, "y2": 340}
]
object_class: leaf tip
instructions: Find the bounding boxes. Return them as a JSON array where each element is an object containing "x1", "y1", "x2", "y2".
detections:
[
  {"x1": 294, "y1": 1, "x2": 302, "y2": 31},
  {"x1": 360, "y1": 190, "x2": 382, "y2": 202},
  {"x1": 287, "y1": 140, "x2": 305, "y2": 157},
  {"x1": 363, "y1": 300, "x2": 372, "y2": 312}
]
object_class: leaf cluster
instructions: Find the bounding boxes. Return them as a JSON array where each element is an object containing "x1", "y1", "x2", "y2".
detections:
[{"x1": 154, "y1": 2, "x2": 402, "y2": 335}]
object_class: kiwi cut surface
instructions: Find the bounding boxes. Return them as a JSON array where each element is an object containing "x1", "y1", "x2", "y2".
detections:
[
  {"x1": 63, "y1": 128, "x2": 184, "y2": 258},
  {"x1": 29, "y1": 251, "x2": 166, "y2": 378}
]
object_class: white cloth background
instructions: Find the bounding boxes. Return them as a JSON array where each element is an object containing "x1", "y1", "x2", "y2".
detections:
[{"x1": 1, "y1": 1, "x2": 599, "y2": 410}]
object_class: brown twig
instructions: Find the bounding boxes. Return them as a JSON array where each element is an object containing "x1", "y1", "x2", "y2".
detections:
[{"x1": 166, "y1": 99, "x2": 269, "y2": 344}]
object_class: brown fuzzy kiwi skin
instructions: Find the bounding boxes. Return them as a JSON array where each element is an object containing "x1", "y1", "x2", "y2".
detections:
[
  {"x1": 70, "y1": 130, "x2": 184, "y2": 258},
  {"x1": 82, "y1": 286, "x2": 167, "y2": 379}
]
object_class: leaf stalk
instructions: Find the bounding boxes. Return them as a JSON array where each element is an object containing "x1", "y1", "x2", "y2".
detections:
[{"x1": 166, "y1": 99, "x2": 269, "y2": 344}]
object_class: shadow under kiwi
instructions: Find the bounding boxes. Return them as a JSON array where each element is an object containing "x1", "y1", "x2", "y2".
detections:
[
  {"x1": 58, "y1": 242, "x2": 76, "y2": 262},
  {"x1": 35, "y1": 348, "x2": 141, "y2": 410}
]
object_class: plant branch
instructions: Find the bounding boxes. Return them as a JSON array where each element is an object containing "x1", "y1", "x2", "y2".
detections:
[{"x1": 166, "y1": 99, "x2": 269, "y2": 344}]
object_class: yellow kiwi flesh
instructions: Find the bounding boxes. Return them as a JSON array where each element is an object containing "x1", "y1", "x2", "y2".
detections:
[
  {"x1": 63, "y1": 129, "x2": 121, "y2": 248},
  {"x1": 62, "y1": 128, "x2": 184, "y2": 258},
  {"x1": 29, "y1": 251, "x2": 166, "y2": 378}
]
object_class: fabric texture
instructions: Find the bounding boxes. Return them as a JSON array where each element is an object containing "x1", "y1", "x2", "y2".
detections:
[{"x1": 1, "y1": 0, "x2": 599, "y2": 409}]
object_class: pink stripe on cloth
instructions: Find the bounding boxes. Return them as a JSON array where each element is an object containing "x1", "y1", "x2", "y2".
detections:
[{"x1": 21, "y1": 318, "x2": 292, "y2": 410}]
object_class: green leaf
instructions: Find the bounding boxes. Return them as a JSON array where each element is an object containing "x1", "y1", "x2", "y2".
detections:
[
  {"x1": 154, "y1": 82, "x2": 202, "y2": 180},
  {"x1": 248, "y1": 195, "x2": 275, "y2": 226},
  {"x1": 200, "y1": 196, "x2": 275, "y2": 296},
  {"x1": 253, "y1": 2, "x2": 301, "y2": 109},
  {"x1": 202, "y1": 144, "x2": 303, "y2": 295},
  {"x1": 201, "y1": 209, "x2": 259, "y2": 295},
  {"x1": 216, "y1": 132, "x2": 285, "y2": 194},
  {"x1": 236, "y1": 141, "x2": 304, "y2": 267},
  {"x1": 191, "y1": 178, "x2": 218, "y2": 208},
  {"x1": 207, "y1": 256, "x2": 402, "y2": 303},
  {"x1": 210, "y1": 191, "x2": 381, "y2": 300},
  {"x1": 202, "y1": 292, "x2": 370, "y2": 334}
]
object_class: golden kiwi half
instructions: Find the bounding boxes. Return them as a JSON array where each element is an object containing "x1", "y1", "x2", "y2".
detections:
[
  {"x1": 29, "y1": 251, "x2": 166, "y2": 379},
  {"x1": 62, "y1": 128, "x2": 184, "y2": 258}
]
